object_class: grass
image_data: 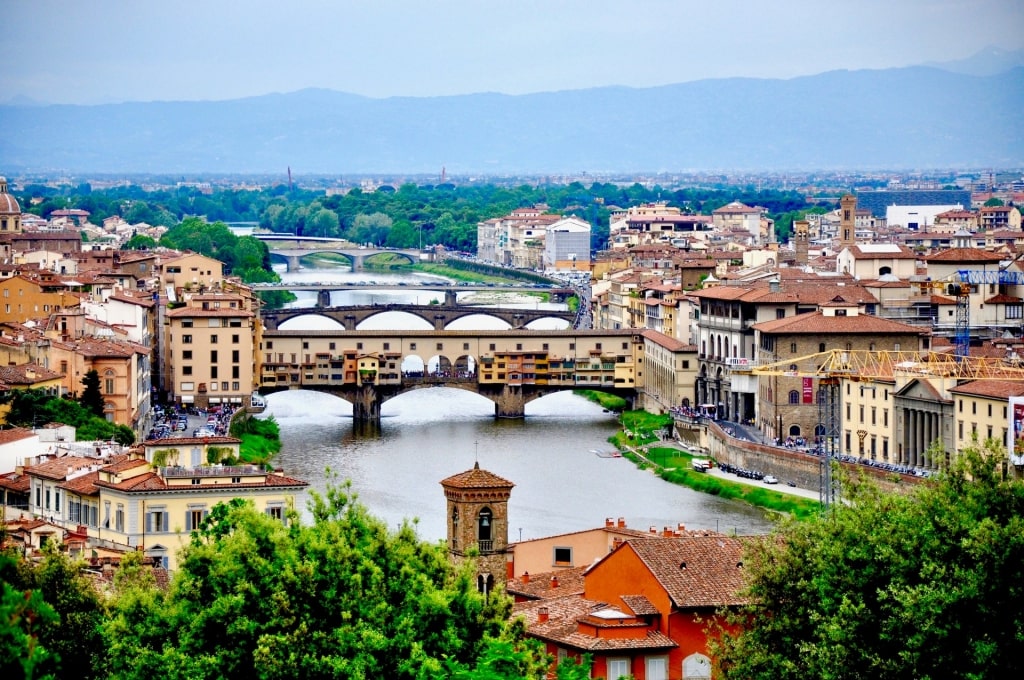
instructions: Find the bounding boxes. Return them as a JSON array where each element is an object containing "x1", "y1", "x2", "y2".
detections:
[
  {"x1": 231, "y1": 414, "x2": 283, "y2": 466},
  {"x1": 575, "y1": 390, "x2": 628, "y2": 412},
  {"x1": 611, "y1": 410, "x2": 820, "y2": 521}
]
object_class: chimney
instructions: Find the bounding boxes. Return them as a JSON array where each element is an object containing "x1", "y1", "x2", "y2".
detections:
[
  {"x1": 550, "y1": 575, "x2": 559, "y2": 589},
  {"x1": 538, "y1": 606, "x2": 549, "y2": 623},
  {"x1": 617, "y1": 517, "x2": 626, "y2": 528},
  {"x1": 605, "y1": 517, "x2": 614, "y2": 528},
  {"x1": 677, "y1": 523, "x2": 686, "y2": 532},
  {"x1": 650, "y1": 526, "x2": 658, "y2": 534},
  {"x1": 769, "y1": 278, "x2": 780, "y2": 293},
  {"x1": 522, "y1": 571, "x2": 530, "y2": 584},
  {"x1": 663, "y1": 526, "x2": 674, "y2": 537}
]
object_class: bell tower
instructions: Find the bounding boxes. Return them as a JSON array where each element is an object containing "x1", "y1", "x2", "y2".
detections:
[
  {"x1": 839, "y1": 193, "x2": 857, "y2": 249},
  {"x1": 440, "y1": 462, "x2": 514, "y2": 596}
]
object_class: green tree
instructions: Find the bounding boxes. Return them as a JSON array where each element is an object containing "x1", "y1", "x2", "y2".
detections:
[
  {"x1": 350, "y1": 212, "x2": 393, "y2": 246},
  {"x1": 122, "y1": 233, "x2": 157, "y2": 250},
  {"x1": 307, "y1": 207, "x2": 340, "y2": 238},
  {"x1": 78, "y1": 370, "x2": 105, "y2": 419},
  {"x1": 984, "y1": 197, "x2": 1005, "y2": 207},
  {"x1": 101, "y1": 483, "x2": 533, "y2": 679},
  {"x1": 712, "y1": 441, "x2": 1024, "y2": 680}
]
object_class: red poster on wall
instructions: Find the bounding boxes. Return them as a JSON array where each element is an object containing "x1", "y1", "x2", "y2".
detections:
[{"x1": 802, "y1": 377, "x2": 813, "y2": 403}]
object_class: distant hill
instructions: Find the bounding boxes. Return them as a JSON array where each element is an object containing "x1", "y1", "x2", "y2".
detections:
[{"x1": 1, "y1": 66, "x2": 1021, "y2": 174}]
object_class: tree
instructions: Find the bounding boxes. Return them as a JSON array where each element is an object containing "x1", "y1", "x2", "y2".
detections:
[
  {"x1": 101, "y1": 482, "x2": 540, "y2": 679},
  {"x1": 984, "y1": 197, "x2": 1004, "y2": 207},
  {"x1": 122, "y1": 233, "x2": 157, "y2": 250},
  {"x1": 350, "y1": 212, "x2": 393, "y2": 246},
  {"x1": 78, "y1": 370, "x2": 105, "y2": 419},
  {"x1": 712, "y1": 441, "x2": 1024, "y2": 680}
]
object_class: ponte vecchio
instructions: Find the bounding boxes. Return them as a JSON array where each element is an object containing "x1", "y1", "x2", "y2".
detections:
[{"x1": 258, "y1": 328, "x2": 643, "y2": 422}]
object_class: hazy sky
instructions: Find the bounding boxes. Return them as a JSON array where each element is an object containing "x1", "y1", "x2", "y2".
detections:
[{"x1": 4, "y1": 0, "x2": 1021, "y2": 105}]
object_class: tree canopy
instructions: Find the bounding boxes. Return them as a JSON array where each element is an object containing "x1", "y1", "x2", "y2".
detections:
[
  {"x1": 712, "y1": 440, "x2": 1024, "y2": 680},
  {"x1": 98, "y1": 481, "x2": 577, "y2": 679}
]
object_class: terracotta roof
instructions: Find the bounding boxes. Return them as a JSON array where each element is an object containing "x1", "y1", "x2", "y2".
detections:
[
  {"x1": 949, "y1": 380, "x2": 1024, "y2": 399},
  {"x1": 508, "y1": 566, "x2": 587, "y2": 600},
  {"x1": 621, "y1": 594, "x2": 660, "y2": 616},
  {"x1": 0, "y1": 470, "x2": 31, "y2": 492},
  {"x1": 626, "y1": 536, "x2": 751, "y2": 608},
  {"x1": 101, "y1": 456, "x2": 149, "y2": 473},
  {"x1": 640, "y1": 329, "x2": 692, "y2": 352},
  {"x1": 984, "y1": 294, "x2": 1022, "y2": 304},
  {"x1": 514, "y1": 595, "x2": 678, "y2": 651},
  {"x1": 440, "y1": 462, "x2": 515, "y2": 490},
  {"x1": 95, "y1": 470, "x2": 309, "y2": 493},
  {"x1": 59, "y1": 471, "x2": 100, "y2": 496},
  {"x1": 924, "y1": 248, "x2": 1004, "y2": 263},
  {"x1": 0, "y1": 363, "x2": 63, "y2": 385},
  {"x1": 26, "y1": 456, "x2": 99, "y2": 481},
  {"x1": 0, "y1": 427, "x2": 37, "y2": 446},
  {"x1": 753, "y1": 311, "x2": 929, "y2": 336}
]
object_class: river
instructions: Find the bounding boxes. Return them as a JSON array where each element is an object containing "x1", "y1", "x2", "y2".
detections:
[{"x1": 264, "y1": 262, "x2": 777, "y2": 543}]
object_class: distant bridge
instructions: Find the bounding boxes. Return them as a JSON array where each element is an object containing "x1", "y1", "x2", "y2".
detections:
[
  {"x1": 261, "y1": 303, "x2": 575, "y2": 330},
  {"x1": 258, "y1": 328, "x2": 642, "y2": 422},
  {"x1": 253, "y1": 235, "x2": 428, "y2": 272},
  {"x1": 253, "y1": 281, "x2": 574, "y2": 305}
]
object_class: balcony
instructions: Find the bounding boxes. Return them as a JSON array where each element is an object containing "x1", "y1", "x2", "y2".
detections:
[
  {"x1": 161, "y1": 464, "x2": 262, "y2": 478},
  {"x1": 478, "y1": 539, "x2": 494, "y2": 553}
]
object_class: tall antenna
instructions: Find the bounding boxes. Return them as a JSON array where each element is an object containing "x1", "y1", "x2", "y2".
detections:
[
  {"x1": 474, "y1": 439, "x2": 479, "y2": 464},
  {"x1": 287, "y1": 166, "x2": 293, "y2": 191}
]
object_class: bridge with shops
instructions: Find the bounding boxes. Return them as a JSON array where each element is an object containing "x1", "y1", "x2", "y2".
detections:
[
  {"x1": 257, "y1": 328, "x2": 641, "y2": 422},
  {"x1": 253, "y1": 234, "x2": 427, "y2": 272},
  {"x1": 261, "y1": 303, "x2": 576, "y2": 330}
]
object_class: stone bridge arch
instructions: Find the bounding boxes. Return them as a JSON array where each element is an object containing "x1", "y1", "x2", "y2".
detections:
[{"x1": 262, "y1": 305, "x2": 574, "y2": 331}]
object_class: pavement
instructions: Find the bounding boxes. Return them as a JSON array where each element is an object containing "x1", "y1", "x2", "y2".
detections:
[{"x1": 644, "y1": 437, "x2": 823, "y2": 502}]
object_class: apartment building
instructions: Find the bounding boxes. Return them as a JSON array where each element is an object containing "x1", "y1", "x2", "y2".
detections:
[{"x1": 165, "y1": 292, "x2": 256, "y2": 408}]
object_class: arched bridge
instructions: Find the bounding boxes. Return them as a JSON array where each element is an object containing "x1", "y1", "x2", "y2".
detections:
[
  {"x1": 261, "y1": 303, "x2": 576, "y2": 330},
  {"x1": 257, "y1": 328, "x2": 643, "y2": 422},
  {"x1": 266, "y1": 247, "x2": 425, "y2": 272}
]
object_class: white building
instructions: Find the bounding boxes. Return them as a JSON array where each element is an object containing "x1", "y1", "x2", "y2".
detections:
[
  {"x1": 886, "y1": 205, "x2": 964, "y2": 231},
  {"x1": 543, "y1": 216, "x2": 591, "y2": 271}
]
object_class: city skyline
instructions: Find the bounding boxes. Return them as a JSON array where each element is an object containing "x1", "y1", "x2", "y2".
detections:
[{"x1": 3, "y1": 0, "x2": 1022, "y2": 106}]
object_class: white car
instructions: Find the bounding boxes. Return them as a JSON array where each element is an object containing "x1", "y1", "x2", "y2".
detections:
[{"x1": 763, "y1": 475, "x2": 779, "y2": 485}]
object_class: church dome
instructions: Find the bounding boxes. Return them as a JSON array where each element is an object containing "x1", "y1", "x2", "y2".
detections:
[{"x1": 0, "y1": 178, "x2": 20, "y2": 215}]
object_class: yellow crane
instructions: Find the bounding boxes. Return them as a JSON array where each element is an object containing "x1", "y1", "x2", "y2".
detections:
[{"x1": 733, "y1": 349, "x2": 1024, "y2": 506}]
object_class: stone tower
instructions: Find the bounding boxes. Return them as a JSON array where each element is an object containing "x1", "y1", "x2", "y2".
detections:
[
  {"x1": 839, "y1": 193, "x2": 857, "y2": 249},
  {"x1": 440, "y1": 462, "x2": 514, "y2": 597},
  {"x1": 794, "y1": 219, "x2": 809, "y2": 266}
]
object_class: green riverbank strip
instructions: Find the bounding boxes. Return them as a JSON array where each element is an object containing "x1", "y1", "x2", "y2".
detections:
[{"x1": 608, "y1": 409, "x2": 820, "y2": 521}]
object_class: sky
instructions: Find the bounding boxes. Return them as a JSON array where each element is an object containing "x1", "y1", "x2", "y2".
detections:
[{"x1": 3, "y1": 0, "x2": 1022, "y2": 105}]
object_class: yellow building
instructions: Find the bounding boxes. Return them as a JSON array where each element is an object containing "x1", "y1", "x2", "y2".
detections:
[
  {"x1": 158, "y1": 252, "x2": 225, "y2": 296},
  {"x1": 0, "y1": 274, "x2": 77, "y2": 325},
  {"x1": 94, "y1": 442, "x2": 308, "y2": 570},
  {"x1": 639, "y1": 330, "x2": 697, "y2": 413},
  {"x1": 949, "y1": 380, "x2": 1024, "y2": 452},
  {"x1": 165, "y1": 292, "x2": 256, "y2": 408}
]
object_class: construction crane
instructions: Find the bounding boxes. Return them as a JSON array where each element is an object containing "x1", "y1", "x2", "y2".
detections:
[
  {"x1": 736, "y1": 349, "x2": 1024, "y2": 506},
  {"x1": 949, "y1": 253, "x2": 1024, "y2": 359}
]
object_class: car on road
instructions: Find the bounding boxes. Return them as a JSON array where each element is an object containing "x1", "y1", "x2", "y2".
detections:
[{"x1": 763, "y1": 475, "x2": 779, "y2": 485}]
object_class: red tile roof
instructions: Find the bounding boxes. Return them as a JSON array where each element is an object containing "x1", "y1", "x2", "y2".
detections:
[
  {"x1": 752, "y1": 311, "x2": 929, "y2": 336},
  {"x1": 440, "y1": 462, "x2": 515, "y2": 490},
  {"x1": 625, "y1": 536, "x2": 751, "y2": 608}
]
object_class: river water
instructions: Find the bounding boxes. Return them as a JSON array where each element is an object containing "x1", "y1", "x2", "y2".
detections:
[{"x1": 264, "y1": 263, "x2": 777, "y2": 542}]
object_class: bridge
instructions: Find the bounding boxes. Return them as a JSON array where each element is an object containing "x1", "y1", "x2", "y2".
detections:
[
  {"x1": 258, "y1": 328, "x2": 642, "y2": 423},
  {"x1": 260, "y1": 303, "x2": 576, "y2": 330},
  {"x1": 253, "y1": 235, "x2": 427, "y2": 272},
  {"x1": 252, "y1": 281, "x2": 573, "y2": 302}
]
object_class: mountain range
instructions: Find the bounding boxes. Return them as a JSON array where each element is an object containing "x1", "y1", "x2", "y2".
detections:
[{"x1": 1, "y1": 64, "x2": 1021, "y2": 175}]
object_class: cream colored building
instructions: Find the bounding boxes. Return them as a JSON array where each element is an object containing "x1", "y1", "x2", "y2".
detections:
[
  {"x1": 949, "y1": 380, "x2": 1024, "y2": 453},
  {"x1": 158, "y1": 252, "x2": 225, "y2": 297},
  {"x1": 639, "y1": 330, "x2": 697, "y2": 413},
  {"x1": 165, "y1": 292, "x2": 256, "y2": 408}
]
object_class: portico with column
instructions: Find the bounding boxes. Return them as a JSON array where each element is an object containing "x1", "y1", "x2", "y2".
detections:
[{"x1": 894, "y1": 379, "x2": 953, "y2": 469}]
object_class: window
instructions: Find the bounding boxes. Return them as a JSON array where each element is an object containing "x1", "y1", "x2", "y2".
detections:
[
  {"x1": 211, "y1": 367, "x2": 218, "y2": 379},
  {"x1": 183, "y1": 350, "x2": 192, "y2": 360},
  {"x1": 183, "y1": 366, "x2": 193, "y2": 376},
  {"x1": 553, "y1": 546, "x2": 573, "y2": 566},
  {"x1": 232, "y1": 350, "x2": 240, "y2": 363},
  {"x1": 646, "y1": 656, "x2": 668, "y2": 680},
  {"x1": 182, "y1": 334, "x2": 192, "y2": 344},
  {"x1": 266, "y1": 503, "x2": 285, "y2": 522},
  {"x1": 232, "y1": 334, "x2": 240, "y2": 343},
  {"x1": 790, "y1": 342, "x2": 798, "y2": 353},
  {"x1": 181, "y1": 319, "x2": 193, "y2": 328},
  {"x1": 383, "y1": 343, "x2": 390, "y2": 350},
  {"x1": 232, "y1": 381, "x2": 240, "y2": 391},
  {"x1": 115, "y1": 504, "x2": 124, "y2": 532},
  {"x1": 607, "y1": 658, "x2": 629, "y2": 680},
  {"x1": 185, "y1": 506, "x2": 208, "y2": 531},
  {"x1": 819, "y1": 342, "x2": 826, "y2": 352},
  {"x1": 232, "y1": 366, "x2": 240, "y2": 379},
  {"x1": 146, "y1": 508, "x2": 170, "y2": 533},
  {"x1": 409, "y1": 343, "x2": 416, "y2": 350},
  {"x1": 211, "y1": 334, "x2": 218, "y2": 344},
  {"x1": 464, "y1": 342, "x2": 470, "y2": 350},
  {"x1": 788, "y1": 390, "x2": 800, "y2": 404},
  {"x1": 211, "y1": 350, "x2": 218, "y2": 363},
  {"x1": 180, "y1": 382, "x2": 195, "y2": 391},
  {"x1": 105, "y1": 377, "x2": 115, "y2": 394}
]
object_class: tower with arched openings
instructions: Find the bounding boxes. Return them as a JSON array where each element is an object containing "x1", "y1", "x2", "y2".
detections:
[{"x1": 440, "y1": 462, "x2": 514, "y2": 598}]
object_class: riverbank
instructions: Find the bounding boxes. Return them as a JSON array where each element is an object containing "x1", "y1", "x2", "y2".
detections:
[{"x1": 610, "y1": 411, "x2": 821, "y2": 520}]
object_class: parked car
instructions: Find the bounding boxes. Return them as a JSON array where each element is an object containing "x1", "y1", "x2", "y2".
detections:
[{"x1": 763, "y1": 475, "x2": 779, "y2": 485}]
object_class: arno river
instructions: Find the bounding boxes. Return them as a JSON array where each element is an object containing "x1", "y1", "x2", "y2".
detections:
[{"x1": 264, "y1": 265, "x2": 777, "y2": 543}]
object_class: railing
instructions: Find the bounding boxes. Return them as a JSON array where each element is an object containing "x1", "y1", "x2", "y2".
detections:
[
  {"x1": 478, "y1": 539, "x2": 494, "y2": 553},
  {"x1": 161, "y1": 465, "x2": 262, "y2": 478}
]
